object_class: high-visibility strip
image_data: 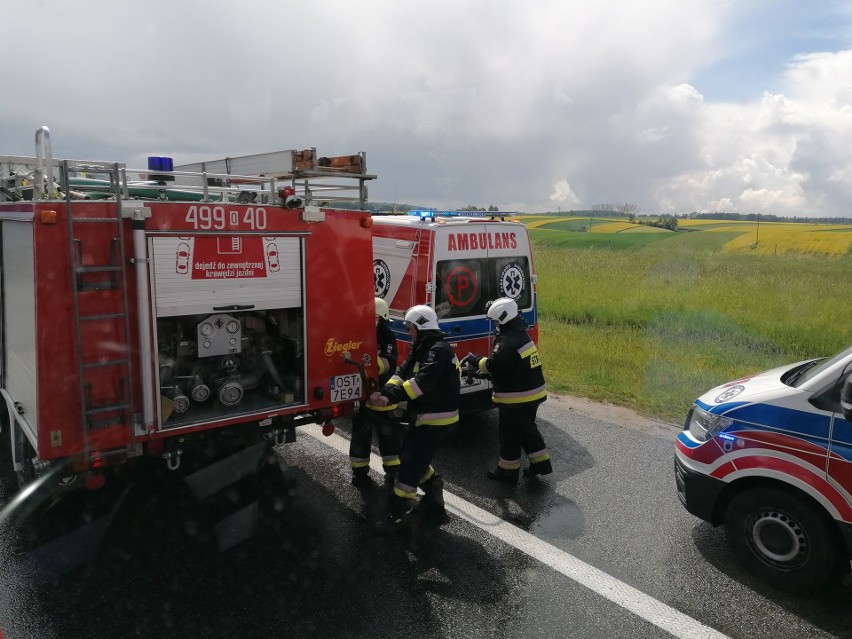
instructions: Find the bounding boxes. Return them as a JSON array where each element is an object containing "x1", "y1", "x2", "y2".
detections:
[
  {"x1": 478, "y1": 358, "x2": 489, "y2": 374},
  {"x1": 403, "y1": 379, "x2": 424, "y2": 400},
  {"x1": 350, "y1": 459, "x2": 370, "y2": 469},
  {"x1": 366, "y1": 401, "x2": 399, "y2": 412},
  {"x1": 518, "y1": 341, "x2": 537, "y2": 358},
  {"x1": 493, "y1": 385, "x2": 547, "y2": 404},
  {"x1": 498, "y1": 458, "x2": 521, "y2": 470},
  {"x1": 415, "y1": 410, "x2": 459, "y2": 426},
  {"x1": 528, "y1": 451, "x2": 550, "y2": 464},
  {"x1": 393, "y1": 484, "x2": 417, "y2": 500},
  {"x1": 419, "y1": 465, "x2": 436, "y2": 484},
  {"x1": 382, "y1": 457, "x2": 401, "y2": 467},
  {"x1": 378, "y1": 357, "x2": 389, "y2": 375},
  {"x1": 387, "y1": 376, "x2": 403, "y2": 387}
]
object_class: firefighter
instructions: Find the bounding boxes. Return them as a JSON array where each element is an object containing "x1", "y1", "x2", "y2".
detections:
[
  {"x1": 369, "y1": 304, "x2": 461, "y2": 533},
  {"x1": 349, "y1": 298, "x2": 403, "y2": 486},
  {"x1": 462, "y1": 297, "x2": 551, "y2": 483}
]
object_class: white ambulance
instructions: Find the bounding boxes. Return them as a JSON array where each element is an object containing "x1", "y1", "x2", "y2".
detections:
[
  {"x1": 371, "y1": 211, "x2": 538, "y2": 412},
  {"x1": 676, "y1": 345, "x2": 852, "y2": 591}
]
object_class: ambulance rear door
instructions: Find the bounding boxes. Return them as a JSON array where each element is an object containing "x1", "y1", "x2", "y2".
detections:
[
  {"x1": 433, "y1": 220, "x2": 535, "y2": 338},
  {"x1": 431, "y1": 222, "x2": 533, "y2": 405}
]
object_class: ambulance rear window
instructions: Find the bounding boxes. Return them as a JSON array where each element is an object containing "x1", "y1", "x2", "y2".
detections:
[{"x1": 434, "y1": 256, "x2": 532, "y2": 319}]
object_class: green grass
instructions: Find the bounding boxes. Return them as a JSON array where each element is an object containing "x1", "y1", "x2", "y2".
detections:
[
  {"x1": 647, "y1": 231, "x2": 743, "y2": 251},
  {"x1": 533, "y1": 245, "x2": 851, "y2": 420},
  {"x1": 530, "y1": 228, "x2": 672, "y2": 249},
  {"x1": 534, "y1": 219, "x2": 614, "y2": 232}
]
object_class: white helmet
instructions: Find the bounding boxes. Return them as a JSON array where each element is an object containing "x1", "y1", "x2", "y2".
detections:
[
  {"x1": 486, "y1": 297, "x2": 519, "y2": 324},
  {"x1": 404, "y1": 305, "x2": 439, "y2": 331},
  {"x1": 374, "y1": 297, "x2": 390, "y2": 320}
]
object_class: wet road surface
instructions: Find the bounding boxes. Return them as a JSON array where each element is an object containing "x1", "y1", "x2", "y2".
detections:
[{"x1": 1, "y1": 399, "x2": 850, "y2": 638}]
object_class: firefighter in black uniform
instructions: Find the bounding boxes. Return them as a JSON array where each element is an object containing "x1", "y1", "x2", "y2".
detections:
[
  {"x1": 349, "y1": 298, "x2": 403, "y2": 486},
  {"x1": 462, "y1": 297, "x2": 552, "y2": 483},
  {"x1": 370, "y1": 304, "x2": 461, "y2": 533}
]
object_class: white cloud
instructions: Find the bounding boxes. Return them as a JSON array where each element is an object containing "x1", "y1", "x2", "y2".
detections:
[
  {"x1": 1, "y1": 1, "x2": 851, "y2": 216},
  {"x1": 653, "y1": 50, "x2": 852, "y2": 216},
  {"x1": 549, "y1": 180, "x2": 580, "y2": 208}
]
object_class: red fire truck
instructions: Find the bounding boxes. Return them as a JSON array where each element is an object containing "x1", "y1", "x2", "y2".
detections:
[{"x1": 0, "y1": 127, "x2": 378, "y2": 490}]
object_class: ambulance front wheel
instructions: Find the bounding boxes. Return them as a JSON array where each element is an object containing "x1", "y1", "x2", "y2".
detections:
[{"x1": 723, "y1": 485, "x2": 846, "y2": 593}]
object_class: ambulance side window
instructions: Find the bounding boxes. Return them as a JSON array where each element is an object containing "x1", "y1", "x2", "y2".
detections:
[{"x1": 435, "y1": 259, "x2": 487, "y2": 319}]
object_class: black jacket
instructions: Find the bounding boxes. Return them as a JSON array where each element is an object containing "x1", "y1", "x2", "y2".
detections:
[
  {"x1": 476, "y1": 317, "x2": 546, "y2": 405},
  {"x1": 376, "y1": 318, "x2": 398, "y2": 386},
  {"x1": 383, "y1": 330, "x2": 460, "y2": 426},
  {"x1": 366, "y1": 318, "x2": 399, "y2": 413}
]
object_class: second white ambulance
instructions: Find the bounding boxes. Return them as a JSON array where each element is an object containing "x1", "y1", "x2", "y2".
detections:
[{"x1": 371, "y1": 211, "x2": 538, "y2": 412}]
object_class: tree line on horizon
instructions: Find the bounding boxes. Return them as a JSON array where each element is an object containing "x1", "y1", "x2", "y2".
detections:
[{"x1": 353, "y1": 200, "x2": 852, "y2": 224}]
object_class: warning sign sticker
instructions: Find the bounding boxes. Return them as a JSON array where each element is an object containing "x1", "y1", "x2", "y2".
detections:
[
  {"x1": 189, "y1": 236, "x2": 267, "y2": 280},
  {"x1": 152, "y1": 236, "x2": 302, "y2": 316}
]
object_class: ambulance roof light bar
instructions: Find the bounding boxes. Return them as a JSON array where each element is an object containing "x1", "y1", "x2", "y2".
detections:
[{"x1": 408, "y1": 209, "x2": 494, "y2": 221}]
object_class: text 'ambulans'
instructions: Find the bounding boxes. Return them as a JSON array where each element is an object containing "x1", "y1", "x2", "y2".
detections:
[{"x1": 447, "y1": 232, "x2": 517, "y2": 251}]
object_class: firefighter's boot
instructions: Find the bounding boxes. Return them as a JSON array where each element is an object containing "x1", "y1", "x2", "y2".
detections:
[
  {"x1": 486, "y1": 466, "x2": 520, "y2": 484},
  {"x1": 383, "y1": 465, "x2": 398, "y2": 487},
  {"x1": 417, "y1": 475, "x2": 449, "y2": 525},
  {"x1": 351, "y1": 466, "x2": 371, "y2": 487},
  {"x1": 523, "y1": 458, "x2": 553, "y2": 478},
  {"x1": 374, "y1": 495, "x2": 414, "y2": 535}
]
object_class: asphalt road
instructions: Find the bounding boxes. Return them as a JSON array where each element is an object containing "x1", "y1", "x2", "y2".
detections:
[{"x1": 0, "y1": 397, "x2": 850, "y2": 639}]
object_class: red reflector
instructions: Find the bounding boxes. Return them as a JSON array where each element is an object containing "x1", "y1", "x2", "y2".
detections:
[
  {"x1": 331, "y1": 404, "x2": 341, "y2": 417},
  {"x1": 360, "y1": 216, "x2": 373, "y2": 229},
  {"x1": 322, "y1": 422, "x2": 335, "y2": 437},
  {"x1": 85, "y1": 473, "x2": 106, "y2": 490},
  {"x1": 91, "y1": 456, "x2": 106, "y2": 469}
]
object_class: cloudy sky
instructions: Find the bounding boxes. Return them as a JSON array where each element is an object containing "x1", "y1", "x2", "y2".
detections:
[{"x1": 3, "y1": 1, "x2": 852, "y2": 216}]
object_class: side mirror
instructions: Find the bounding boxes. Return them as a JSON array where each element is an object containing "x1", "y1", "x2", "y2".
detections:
[{"x1": 842, "y1": 374, "x2": 852, "y2": 422}]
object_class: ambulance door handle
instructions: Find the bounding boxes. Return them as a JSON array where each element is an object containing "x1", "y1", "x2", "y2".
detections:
[
  {"x1": 452, "y1": 325, "x2": 463, "y2": 333},
  {"x1": 213, "y1": 304, "x2": 255, "y2": 311}
]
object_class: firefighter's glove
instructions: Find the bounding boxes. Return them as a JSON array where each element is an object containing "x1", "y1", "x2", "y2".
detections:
[
  {"x1": 370, "y1": 392, "x2": 390, "y2": 407},
  {"x1": 461, "y1": 353, "x2": 481, "y2": 370}
]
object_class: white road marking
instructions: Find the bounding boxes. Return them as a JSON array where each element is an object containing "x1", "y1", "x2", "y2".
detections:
[{"x1": 303, "y1": 424, "x2": 731, "y2": 639}]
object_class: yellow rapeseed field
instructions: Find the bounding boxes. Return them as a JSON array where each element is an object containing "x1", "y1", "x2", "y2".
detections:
[
  {"x1": 678, "y1": 219, "x2": 754, "y2": 228},
  {"x1": 589, "y1": 221, "x2": 637, "y2": 233},
  {"x1": 521, "y1": 216, "x2": 579, "y2": 229},
  {"x1": 719, "y1": 224, "x2": 852, "y2": 255}
]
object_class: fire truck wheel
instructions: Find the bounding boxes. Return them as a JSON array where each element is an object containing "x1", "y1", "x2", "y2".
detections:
[{"x1": 723, "y1": 485, "x2": 846, "y2": 593}]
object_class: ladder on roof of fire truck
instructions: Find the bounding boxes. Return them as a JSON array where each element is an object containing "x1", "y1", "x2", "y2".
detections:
[{"x1": 173, "y1": 148, "x2": 376, "y2": 208}]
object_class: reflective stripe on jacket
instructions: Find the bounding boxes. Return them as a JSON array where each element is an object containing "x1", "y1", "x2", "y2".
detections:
[
  {"x1": 480, "y1": 319, "x2": 546, "y2": 405},
  {"x1": 383, "y1": 331, "x2": 460, "y2": 426}
]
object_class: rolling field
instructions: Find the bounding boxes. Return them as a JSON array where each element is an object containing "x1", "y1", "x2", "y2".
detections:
[
  {"x1": 516, "y1": 215, "x2": 852, "y2": 420},
  {"x1": 516, "y1": 214, "x2": 852, "y2": 254}
]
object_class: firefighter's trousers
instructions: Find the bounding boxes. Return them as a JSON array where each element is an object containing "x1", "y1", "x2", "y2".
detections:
[
  {"x1": 389, "y1": 423, "x2": 447, "y2": 516},
  {"x1": 349, "y1": 408, "x2": 402, "y2": 475},
  {"x1": 496, "y1": 402, "x2": 549, "y2": 467}
]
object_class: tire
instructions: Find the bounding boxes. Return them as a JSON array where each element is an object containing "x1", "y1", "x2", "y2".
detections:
[{"x1": 723, "y1": 485, "x2": 845, "y2": 592}]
